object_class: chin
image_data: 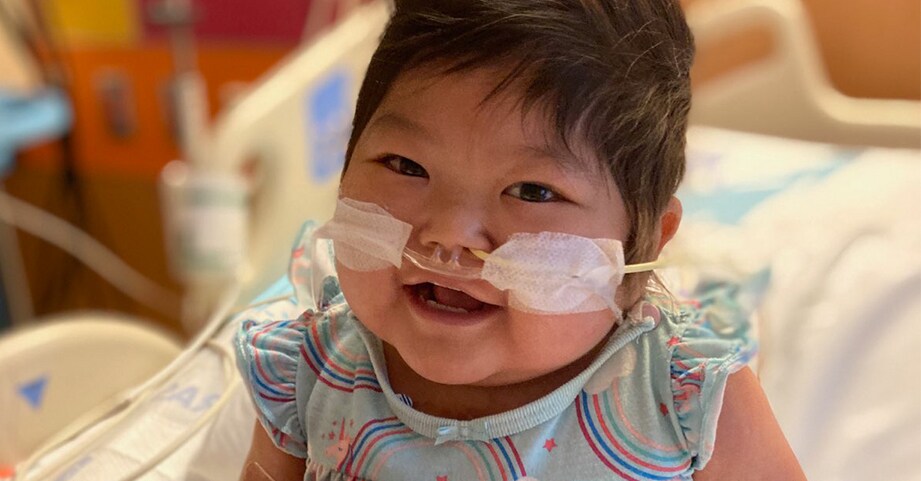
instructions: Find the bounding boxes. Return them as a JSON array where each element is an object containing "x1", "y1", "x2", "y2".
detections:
[{"x1": 401, "y1": 346, "x2": 504, "y2": 386}]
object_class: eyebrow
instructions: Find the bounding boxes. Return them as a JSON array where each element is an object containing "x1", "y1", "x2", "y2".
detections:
[
  {"x1": 366, "y1": 111, "x2": 441, "y2": 146},
  {"x1": 517, "y1": 139, "x2": 603, "y2": 182}
]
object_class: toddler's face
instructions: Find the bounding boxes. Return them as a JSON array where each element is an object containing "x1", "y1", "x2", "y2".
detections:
[{"x1": 338, "y1": 67, "x2": 631, "y2": 387}]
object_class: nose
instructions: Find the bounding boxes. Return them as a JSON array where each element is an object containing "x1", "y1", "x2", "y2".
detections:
[{"x1": 413, "y1": 191, "x2": 493, "y2": 256}]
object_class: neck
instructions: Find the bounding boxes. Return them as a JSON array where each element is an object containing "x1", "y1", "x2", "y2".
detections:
[{"x1": 382, "y1": 339, "x2": 607, "y2": 420}]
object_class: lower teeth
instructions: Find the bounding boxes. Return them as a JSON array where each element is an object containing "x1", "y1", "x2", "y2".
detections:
[{"x1": 424, "y1": 298, "x2": 470, "y2": 314}]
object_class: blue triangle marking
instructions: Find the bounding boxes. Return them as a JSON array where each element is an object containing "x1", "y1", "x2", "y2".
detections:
[{"x1": 18, "y1": 375, "x2": 49, "y2": 409}]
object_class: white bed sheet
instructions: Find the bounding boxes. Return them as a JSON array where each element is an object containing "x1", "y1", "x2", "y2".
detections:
[{"x1": 673, "y1": 127, "x2": 921, "y2": 480}]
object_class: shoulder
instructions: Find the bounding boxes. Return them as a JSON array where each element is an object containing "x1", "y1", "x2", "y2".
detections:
[
  {"x1": 235, "y1": 300, "x2": 371, "y2": 395},
  {"x1": 647, "y1": 283, "x2": 802, "y2": 478},
  {"x1": 693, "y1": 367, "x2": 806, "y2": 480},
  {"x1": 233, "y1": 300, "x2": 370, "y2": 457},
  {"x1": 644, "y1": 291, "x2": 759, "y2": 470},
  {"x1": 643, "y1": 292, "x2": 757, "y2": 390},
  {"x1": 654, "y1": 283, "x2": 758, "y2": 369},
  {"x1": 295, "y1": 303, "x2": 383, "y2": 395}
]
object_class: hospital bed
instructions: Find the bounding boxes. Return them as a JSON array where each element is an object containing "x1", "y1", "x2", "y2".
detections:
[
  {"x1": 9, "y1": 0, "x2": 920, "y2": 479},
  {"x1": 0, "y1": 5, "x2": 186, "y2": 476}
]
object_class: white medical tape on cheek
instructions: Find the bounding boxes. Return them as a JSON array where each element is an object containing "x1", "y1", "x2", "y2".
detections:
[
  {"x1": 480, "y1": 232, "x2": 625, "y2": 315},
  {"x1": 313, "y1": 198, "x2": 412, "y2": 271}
]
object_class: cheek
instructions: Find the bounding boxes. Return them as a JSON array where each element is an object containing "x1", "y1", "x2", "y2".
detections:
[
  {"x1": 337, "y1": 266, "x2": 401, "y2": 325},
  {"x1": 337, "y1": 177, "x2": 373, "y2": 208},
  {"x1": 511, "y1": 311, "x2": 616, "y2": 366},
  {"x1": 339, "y1": 166, "x2": 384, "y2": 204}
]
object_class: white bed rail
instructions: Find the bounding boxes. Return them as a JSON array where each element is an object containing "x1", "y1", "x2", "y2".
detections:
[
  {"x1": 161, "y1": 1, "x2": 390, "y2": 327},
  {"x1": 687, "y1": 0, "x2": 921, "y2": 149},
  {"x1": 212, "y1": 0, "x2": 388, "y2": 300}
]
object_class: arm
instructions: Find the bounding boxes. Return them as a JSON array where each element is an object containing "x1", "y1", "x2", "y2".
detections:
[
  {"x1": 694, "y1": 367, "x2": 806, "y2": 481},
  {"x1": 240, "y1": 421, "x2": 307, "y2": 481}
]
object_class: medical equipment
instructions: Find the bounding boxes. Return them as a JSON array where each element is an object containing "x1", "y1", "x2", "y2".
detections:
[
  {"x1": 312, "y1": 197, "x2": 411, "y2": 272},
  {"x1": 0, "y1": 8, "x2": 192, "y2": 473},
  {"x1": 474, "y1": 232, "x2": 651, "y2": 316},
  {"x1": 10, "y1": 285, "x2": 242, "y2": 481},
  {"x1": 160, "y1": 0, "x2": 391, "y2": 330},
  {"x1": 0, "y1": 0, "x2": 185, "y2": 322},
  {"x1": 0, "y1": 88, "x2": 72, "y2": 326},
  {"x1": 0, "y1": 314, "x2": 182, "y2": 469},
  {"x1": 0, "y1": 182, "x2": 195, "y2": 477},
  {"x1": 404, "y1": 245, "x2": 661, "y2": 280},
  {"x1": 9, "y1": 2, "x2": 392, "y2": 479},
  {"x1": 0, "y1": 189, "x2": 181, "y2": 475},
  {"x1": 0, "y1": 190, "x2": 182, "y2": 320},
  {"x1": 0, "y1": 34, "x2": 187, "y2": 479},
  {"x1": 318, "y1": 197, "x2": 667, "y2": 316}
]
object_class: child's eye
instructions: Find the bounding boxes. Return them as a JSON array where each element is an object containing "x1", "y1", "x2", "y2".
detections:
[
  {"x1": 504, "y1": 182, "x2": 562, "y2": 203},
  {"x1": 381, "y1": 155, "x2": 428, "y2": 178}
]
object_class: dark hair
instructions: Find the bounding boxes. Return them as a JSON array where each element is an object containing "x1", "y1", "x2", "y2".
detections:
[{"x1": 345, "y1": 0, "x2": 693, "y2": 272}]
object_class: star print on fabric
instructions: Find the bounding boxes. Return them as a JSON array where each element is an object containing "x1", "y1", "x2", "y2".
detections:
[
  {"x1": 682, "y1": 298, "x2": 702, "y2": 308},
  {"x1": 544, "y1": 438, "x2": 558, "y2": 452},
  {"x1": 436, "y1": 476, "x2": 448, "y2": 481},
  {"x1": 659, "y1": 403, "x2": 669, "y2": 416},
  {"x1": 667, "y1": 336, "x2": 680, "y2": 347},
  {"x1": 328, "y1": 431, "x2": 336, "y2": 440}
]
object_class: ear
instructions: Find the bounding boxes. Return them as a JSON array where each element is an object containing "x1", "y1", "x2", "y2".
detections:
[{"x1": 656, "y1": 196, "x2": 682, "y2": 254}]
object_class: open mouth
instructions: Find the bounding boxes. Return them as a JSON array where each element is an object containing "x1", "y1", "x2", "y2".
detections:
[{"x1": 408, "y1": 282, "x2": 496, "y2": 314}]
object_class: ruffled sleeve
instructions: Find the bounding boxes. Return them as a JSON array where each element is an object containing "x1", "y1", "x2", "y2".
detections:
[
  {"x1": 666, "y1": 284, "x2": 758, "y2": 470},
  {"x1": 234, "y1": 317, "x2": 310, "y2": 458}
]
